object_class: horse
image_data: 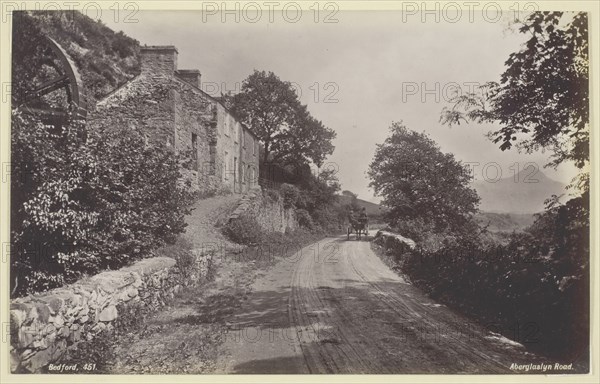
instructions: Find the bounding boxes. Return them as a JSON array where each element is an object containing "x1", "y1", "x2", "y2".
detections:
[{"x1": 347, "y1": 218, "x2": 369, "y2": 240}]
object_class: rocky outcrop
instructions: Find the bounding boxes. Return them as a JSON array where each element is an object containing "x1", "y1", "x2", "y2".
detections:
[
  {"x1": 374, "y1": 230, "x2": 416, "y2": 249},
  {"x1": 229, "y1": 187, "x2": 298, "y2": 233}
]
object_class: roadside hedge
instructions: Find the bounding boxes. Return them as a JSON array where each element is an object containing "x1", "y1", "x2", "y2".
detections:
[{"x1": 385, "y1": 194, "x2": 589, "y2": 362}]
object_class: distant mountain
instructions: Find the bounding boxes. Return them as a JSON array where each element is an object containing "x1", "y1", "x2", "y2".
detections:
[{"x1": 472, "y1": 169, "x2": 567, "y2": 214}]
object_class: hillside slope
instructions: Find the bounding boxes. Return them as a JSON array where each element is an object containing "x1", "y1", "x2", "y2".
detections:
[
  {"x1": 17, "y1": 11, "x2": 141, "y2": 101},
  {"x1": 338, "y1": 195, "x2": 389, "y2": 218}
]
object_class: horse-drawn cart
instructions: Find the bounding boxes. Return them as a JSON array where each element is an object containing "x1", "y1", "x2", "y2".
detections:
[{"x1": 347, "y1": 217, "x2": 369, "y2": 240}]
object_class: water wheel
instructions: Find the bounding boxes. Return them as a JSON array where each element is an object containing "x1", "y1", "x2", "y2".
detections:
[{"x1": 13, "y1": 33, "x2": 87, "y2": 126}]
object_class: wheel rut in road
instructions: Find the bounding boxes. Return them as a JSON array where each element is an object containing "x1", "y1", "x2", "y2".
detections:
[{"x1": 218, "y1": 236, "x2": 539, "y2": 374}]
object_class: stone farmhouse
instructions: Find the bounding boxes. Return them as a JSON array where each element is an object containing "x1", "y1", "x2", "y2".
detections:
[{"x1": 89, "y1": 45, "x2": 260, "y2": 195}]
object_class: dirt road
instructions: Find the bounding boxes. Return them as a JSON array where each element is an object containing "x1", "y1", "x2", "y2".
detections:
[{"x1": 215, "y1": 236, "x2": 539, "y2": 374}]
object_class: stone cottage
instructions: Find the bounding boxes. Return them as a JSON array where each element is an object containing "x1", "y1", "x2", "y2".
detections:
[{"x1": 89, "y1": 45, "x2": 260, "y2": 194}]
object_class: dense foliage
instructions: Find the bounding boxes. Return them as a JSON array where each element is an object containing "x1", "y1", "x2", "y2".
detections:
[
  {"x1": 285, "y1": 168, "x2": 344, "y2": 233},
  {"x1": 227, "y1": 70, "x2": 336, "y2": 167},
  {"x1": 440, "y1": 12, "x2": 588, "y2": 172},
  {"x1": 392, "y1": 189, "x2": 589, "y2": 361},
  {"x1": 376, "y1": 11, "x2": 590, "y2": 363},
  {"x1": 225, "y1": 168, "x2": 344, "y2": 245},
  {"x1": 224, "y1": 69, "x2": 342, "y2": 236},
  {"x1": 10, "y1": 111, "x2": 195, "y2": 296},
  {"x1": 14, "y1": 11, "x2": 140, "y2": 102},
  {"x1": 10, "y1": 10, "x2": 194, "y2": 296},
  {"x1": 368, "y1": 122, "x2": 480, "y2": 241}
]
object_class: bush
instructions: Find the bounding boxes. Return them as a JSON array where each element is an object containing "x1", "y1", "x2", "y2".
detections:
[
  {"x1": 263, "y1": 188, "x2": 280, "y2": 203},
  {"x1": 280, "y1": 183, "x2": 301, "y2": 209},
  {"x1": 160, "y1": 238, "x2": 196, "y2": 280},
  {"x1": 390, "y1": 195, "x2": 589, "y2": 361},
  {"x1": 295, "y1": 209, "x2": 314, "y2": 230},
  {"x1": 10, "y1": 110, "x2": 196, "y2": 296},
  {"x1": 223, "y1": 214, "x2": 266, "y2": 245}
]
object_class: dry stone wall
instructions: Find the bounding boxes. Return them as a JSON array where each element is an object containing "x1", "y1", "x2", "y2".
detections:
[{"x1": 9, "y1": 251, "x2": 212, "y2": 373}]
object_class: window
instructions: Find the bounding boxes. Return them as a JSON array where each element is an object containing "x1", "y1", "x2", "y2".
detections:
[
  {"x1": 223, "y1": 116, "x2": 230, "y2": 137},
  {"x1": 208, "y1": 144, "x2": 216, "y2": 175},
  {"x1": 191, "y1": 133, "x2": 198, "y2": 171},
  {"x1": 234, "y1": 157, "x2": 238, "y2": 190}
]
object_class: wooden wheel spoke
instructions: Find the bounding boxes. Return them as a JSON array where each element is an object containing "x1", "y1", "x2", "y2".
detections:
[
  {"x1": 22, "y1": 75, "x2": 70, "y2": 103},
  {"x1": 19, "y1": 36, "x2": 87, "y2": 122}
]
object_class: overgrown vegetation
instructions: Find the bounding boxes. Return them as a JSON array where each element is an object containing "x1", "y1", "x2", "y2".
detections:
[
  {"x1": 223, "y1": 172, "x2": 344, "y2": 260},
  {"x1": 380, "y1": 192, "x2": 589, "y2": 361},
  {"x1": 14, "y1": 11, "x2": 140, "y2": 102},
  {"x1": 224, "y1": 181, "x2": 343, "y2": 247},
  {"x1": 371, "y1": 12, "x2": 589, "y2": 363},
  {"x1": 10, "y1": 110, "x2": 196, "y2": 296},
  {"x1": 370, "y1": 122, "x2": 589, "y2": 361},
  {"x1": 10, "y1": 12, "x2": 196, "y2": 296},
  {"x1": 224, "y1": 214, "x2": 266, "y2": 245},
  {"x1": 441, "y1": 12, "x2": 588, "y2": 172}
]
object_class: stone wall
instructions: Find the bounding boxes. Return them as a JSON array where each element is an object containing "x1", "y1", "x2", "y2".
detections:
[
  {"x1": 9, "y1": 251, "x2": 212, "y2": 373},
  {"x1": 140, "y1": 46, "x2": 178, "y2": 77},
  {"x1": 239, "y1": 123, "x2": 259, "y2": 193},
  {"x1": 90, "y1": 74, "x2": 175, "y2": 146},
  {"x1": 91, "y1": 45, "x2": 260, "y2": 196},
  {"x1": 229, "y1": 187, "x2": 298, "y2": 233},
  {"x1": 213, "y1": 104, "x2": 259, "y2": 194},
  {"x1": 215, "y1": 103, "x2": 240, "y2": 193},
  {"x1": 372, "y1": 230, "x2": 417, "y2": 265},
  {"x1": 173, "y1": 77, "x2": 221, "y2": 194}
]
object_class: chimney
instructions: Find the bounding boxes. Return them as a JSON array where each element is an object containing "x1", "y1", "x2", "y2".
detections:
[
  {"x1": 176, "y1": 69, "x2": 202, "y2": 88},
  {"x1": 140, "y1": 45, "x2": 178, "y2": 76}
]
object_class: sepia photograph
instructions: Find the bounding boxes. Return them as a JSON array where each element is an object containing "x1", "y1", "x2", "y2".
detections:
[{"x1": 1, "y1": 1, "x2": 597, "y2": 380}]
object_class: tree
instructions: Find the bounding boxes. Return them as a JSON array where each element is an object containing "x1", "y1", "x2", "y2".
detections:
[
  {"x1": 228, "y1": 70, "x2": 336, "y2": 167},
  {"x1": 368, "y1": 122, "x2": 479, "y2": 238},
  {"x1": 440, "y1": 12, "x2": 588, "y2": 179},
  {"x1": 341, "y1": 190, "x2": 361, "y2": 211},
  {"x1": 341, "y1": 190, "x2": 358, "y2": 199},
  {"x1": 296, "y1": 167, "x2": 342, "y2": 232}
]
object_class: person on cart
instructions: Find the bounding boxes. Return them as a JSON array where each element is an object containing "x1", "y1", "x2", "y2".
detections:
[
  {"x1": 348, "y1": 208, "x2": 358, "y2": 227},
  {"x1": 358, "y1": 207, "x2": 368, "y2": 226}
]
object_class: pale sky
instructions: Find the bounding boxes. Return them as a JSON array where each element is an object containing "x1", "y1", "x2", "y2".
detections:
[{"x1": 100, "y1": 10, "x2": 580, "y2": 203}]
